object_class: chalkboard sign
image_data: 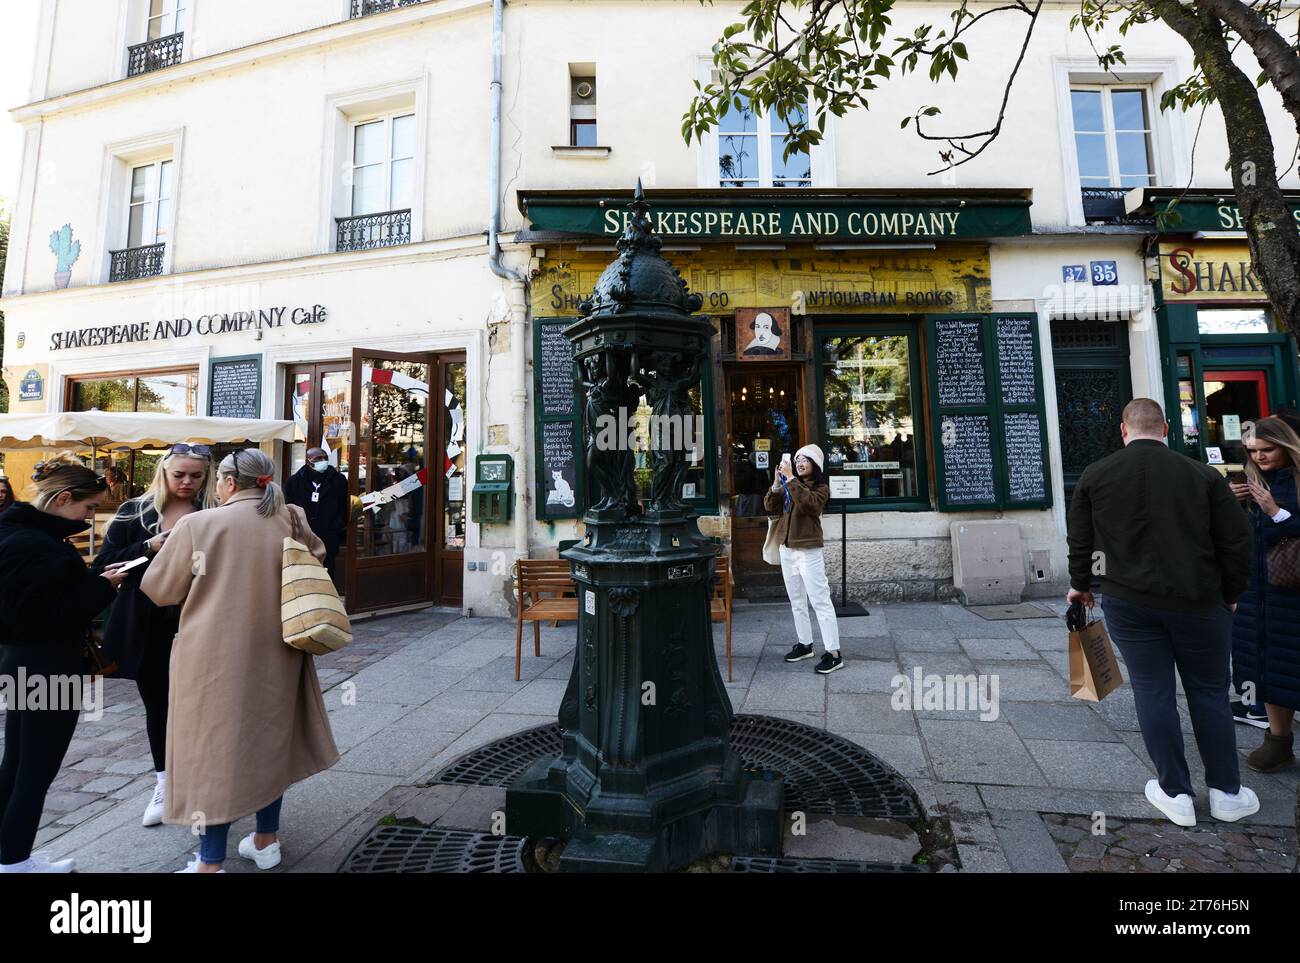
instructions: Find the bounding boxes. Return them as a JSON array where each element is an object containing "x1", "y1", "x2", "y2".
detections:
[
  {"x1": 1004, "y1": 412, "x2": 1046, "y2": 502},
  {"x1": 996, "y1": 316, "x2": 1038, "y2": 406},
  {"x1": 940, "y1": 414, "x2": 996, "y2": 505},
  {"x1": 934, "y1": 318, "x2": 986, "y2": 406},
  {"x1": 539, "y1": 322, "x2": 576, "y2": 417},
  {"x1": 208, "y1": 355, "x2": 262, "y2": 419},
  {"x1": 541, "y1": 421, "x2": 579, "y2": 515}
]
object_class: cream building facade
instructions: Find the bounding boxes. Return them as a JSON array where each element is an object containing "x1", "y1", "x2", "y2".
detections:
[{"x1": 3, "y1": 0, "x2": 1297, "y2": 617}]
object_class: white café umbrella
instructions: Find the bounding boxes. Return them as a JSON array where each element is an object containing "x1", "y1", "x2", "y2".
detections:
[
  {"x1": 0, "y1": 410, "x2": 295, "y2": 451},
  {"x1": 0, "y1": 411, "x2": 296, "y2": 552}
]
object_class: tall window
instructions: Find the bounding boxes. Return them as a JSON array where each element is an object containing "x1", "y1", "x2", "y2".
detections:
[
  {"x1": 1070, "y1": 87, "x2": 1155, "y2": 188},
  {"x1": 127, "y1": 160, "x2": 173, "y2": 248},
  {"x1": 819, "y1": 331, "x2": 925, "y2": 504},
  {"x1": 718, "y1": 95, "x2": 811, "y2": 188},
  {"x1": 350, "y1": 113, "x2": 415, "y2": 215},
  {"x1": 570, "y1": 72, "x2": 597, "y2": 146},
  {"x1": 147, "y1": 0, "x2": 186, "y2": 39}
]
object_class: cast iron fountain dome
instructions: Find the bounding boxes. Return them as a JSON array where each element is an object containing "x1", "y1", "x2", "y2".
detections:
[
  {"x1": 503, "y1": 183, "x2": 786, "y2": 871},
  {"x1": 575, "y1": 185, "x2": 703, "y2": 321}
]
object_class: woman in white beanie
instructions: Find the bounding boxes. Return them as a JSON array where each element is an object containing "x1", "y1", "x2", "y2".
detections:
[{"x1": 763, "y1": 444, "x2": 842, "y2": 673}]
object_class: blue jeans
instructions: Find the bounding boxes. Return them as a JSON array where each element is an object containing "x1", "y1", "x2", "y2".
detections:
[{"x1": 198, "y1": 797, "x2": 283, "y2": 864}]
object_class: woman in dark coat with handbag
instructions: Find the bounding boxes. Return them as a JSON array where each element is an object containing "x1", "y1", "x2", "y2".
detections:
[
  {"x1": 0, "y1": 455, "x2": 128, "y2": 873},
  {"x1": 91, "y1": 445, "x2": 214, "y2": 827},
  {"x1": 1230, "y1": 416, "x2": 1300, "y2": 772}
]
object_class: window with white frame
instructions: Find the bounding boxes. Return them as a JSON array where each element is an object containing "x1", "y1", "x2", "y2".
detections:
[
  {"x1": 127, "y1": 0, "x2": 186, "y2": 77},
  {"x1": 127, "y1": 160, "x2": 172, "y2": 248},
  {"x1": 718, "y1": 94, "x2": 812, "y2": 188},
  {"x1": 148, "y1": 0, "x2": 186, "y2": 39},
  {"x1": 1070, "y1": 86, "x2": 1155, "y2": 189},
  {"x1": 350, "y1": 113, "x2": 415, "y2": 216}
]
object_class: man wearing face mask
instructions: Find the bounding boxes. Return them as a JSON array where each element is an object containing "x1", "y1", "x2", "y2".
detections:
[{"x1": 283, "y1": 448, "x2": 350, "y2": 576}]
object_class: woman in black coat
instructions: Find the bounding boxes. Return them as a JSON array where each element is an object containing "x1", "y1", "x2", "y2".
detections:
[
  {"x1": 1230, "y1": 416, "x2": 1300, "y2": 772},
  {"x1": 92, "y1": 446, "x2": 213, "y2": 827},
  {"x1": 0, "y1": 455, "x2": 127, "y2": 873}
]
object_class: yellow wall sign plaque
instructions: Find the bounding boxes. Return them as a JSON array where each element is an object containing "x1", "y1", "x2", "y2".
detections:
[
  {"x1": 1159, "y1": 242, "x2": 1263, "y2": 302},
  {"x1": 533, "y1": 244, "x2": 992, "y2": 317}
]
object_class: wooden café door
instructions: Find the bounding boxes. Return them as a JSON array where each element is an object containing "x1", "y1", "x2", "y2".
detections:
[{"x1": 346, "y1": 348, "x2": 464, "y2": 613}]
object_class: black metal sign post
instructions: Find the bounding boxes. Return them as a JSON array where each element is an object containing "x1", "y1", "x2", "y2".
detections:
[{"x1": 830, "y1": 478, "x2": 868, "y2": 617}]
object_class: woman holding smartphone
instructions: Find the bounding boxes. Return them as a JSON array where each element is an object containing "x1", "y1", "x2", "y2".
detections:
[
  {"x1": 765, "y1": 445, "x2": 843, "y2": 674},
  {"x1": 1229, "y1": 416, "x2": 1300, "y2": 772},
  {"x1": 92, "y1": 444, "x2": 215, "y2": 827},
  {"x1": 0, "y1": 455, "x2": 129, "y2": 873}
]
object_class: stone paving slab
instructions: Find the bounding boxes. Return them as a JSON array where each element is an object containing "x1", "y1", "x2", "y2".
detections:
[
  {"x1": 918, "y1": 719, "x2": 1050, "y2": 787},
  {"x1": 989, "y1": 808, "x2": 1070, "y2": 872}
]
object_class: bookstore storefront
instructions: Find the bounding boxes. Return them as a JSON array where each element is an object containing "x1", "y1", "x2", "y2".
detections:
[
  {"x1": 1126, "y1": 190, "x2": 1300, "y2": 471},
  {"x1": 521, "y1": 190, "x2": 1054, "y2": 600}
]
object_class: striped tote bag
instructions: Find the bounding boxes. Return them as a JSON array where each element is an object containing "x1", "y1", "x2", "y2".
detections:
[{"x1": 281, "y1": 511, "x2": 352, "y2": 655}]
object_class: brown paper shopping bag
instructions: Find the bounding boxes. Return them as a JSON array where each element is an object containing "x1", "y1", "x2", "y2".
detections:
[{"x1": 1067, "y1": 606, "x2": 1123, "y2": 702}]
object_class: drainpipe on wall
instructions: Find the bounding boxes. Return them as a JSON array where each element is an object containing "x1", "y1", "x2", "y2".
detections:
[{"x1": 488, "y1": 0, "x2": 531, "y2": 563}]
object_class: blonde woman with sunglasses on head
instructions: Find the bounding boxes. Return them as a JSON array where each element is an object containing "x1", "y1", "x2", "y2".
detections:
[{"x1": 91, "y1": 444, "x2": 216, "y2": 828}]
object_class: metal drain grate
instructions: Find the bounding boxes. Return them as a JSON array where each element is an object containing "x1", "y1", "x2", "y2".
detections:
[
  {"x1": 730, "y1": 716, "x2": 921, "y2": 819},
  {"x1": 433, "y1": 723, "x2": 564, "y2": 787},
  {"x1": 731, "y1": 856, "x2": 928, "y2": 873},
  {"x1": 340, "y1": 826, "x2": 528, "y2": 873},
  {"x1": 432, "y1": 714, "x2": 920, "y2": 820}
]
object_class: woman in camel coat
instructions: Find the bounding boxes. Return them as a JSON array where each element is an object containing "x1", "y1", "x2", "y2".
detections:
[{"x1": 142, "y1": 448, "x2": 339, "y2": 872}]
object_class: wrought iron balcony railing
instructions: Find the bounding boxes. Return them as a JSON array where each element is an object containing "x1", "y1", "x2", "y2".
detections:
[
  {"x1": 349, "y1": 0, "x2": 424, "y2": 18},
  {"x1": 336, "y1": 210, "x2": 412, "y2": 252},
  {"x1": 1081, "y1": 187, "x2": 1155, "y2": 227},
  {"x1": 127, "y1": 33, "x2": 184, "y2": 77},
  {"x1": 109, "y1": 243, "x2": 166, "y2": 283}
]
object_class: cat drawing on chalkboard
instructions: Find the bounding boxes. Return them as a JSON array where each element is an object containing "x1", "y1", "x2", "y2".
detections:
[{"x1": 547, "y1": 470, "x2": 576, "y2": 508}]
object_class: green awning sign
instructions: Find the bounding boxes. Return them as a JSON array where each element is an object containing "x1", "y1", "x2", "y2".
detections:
[
  {"x1": 522, "y1": 194, "x2": 1032, "y2": 241},
  {"x1": 1150, "y1": 197, "x2": 1300, "y2": 233}
]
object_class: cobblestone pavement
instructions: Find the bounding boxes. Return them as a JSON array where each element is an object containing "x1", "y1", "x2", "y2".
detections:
[
  {"x1": 3, "y1": 599, "x2": 1297, "y2": 872},
  {"x1": 1043, "y1": 813, "x2": 1298, "y2": 873}
]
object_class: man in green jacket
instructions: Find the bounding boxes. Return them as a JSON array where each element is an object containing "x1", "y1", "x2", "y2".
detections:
[{"x1": 1067, "y1": 398, "x2": 1257, "y2": 827}]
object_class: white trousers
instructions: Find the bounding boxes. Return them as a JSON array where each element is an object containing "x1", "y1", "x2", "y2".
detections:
[{"x1": 779, "y1": 545, "x2": 840, "y2": 652}]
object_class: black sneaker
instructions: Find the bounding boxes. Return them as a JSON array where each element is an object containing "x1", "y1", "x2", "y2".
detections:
[
  {"x1": 784, "y1": 643, "x2": 815, "y2": 663},
  {"x1": 814, "y1": 652, "x2": 844, "y2": 674},
  {"x1": 1233, "y1": 703, "x2": 1270, "y2": 729}
]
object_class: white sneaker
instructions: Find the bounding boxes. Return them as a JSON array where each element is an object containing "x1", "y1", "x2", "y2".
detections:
[
  {"x1": 174, "y1": 854, "x2": 225, "y2": 874},
  {"x1": 142, "y1": 779, "x2": 166, "y2": 827},
  {"x1": 30, "y1": 851, "x2": 77, "y2": 873},
  {"x1": 0, "y1": 851, "x2": 77, "y2": 873},
  {"x1": 237, "y1": 833, "x2": 282, "y2": 870},
  {"x1": 1145, "y1": 779, "x2": 1196, "y2": 827},
  {"x1": 1209, "y1": 786, "x2": 1260, "y2": 822}
]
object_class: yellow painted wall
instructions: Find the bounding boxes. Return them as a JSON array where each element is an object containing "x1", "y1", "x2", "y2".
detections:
[{"x1": 532, "y1": 244, "x2": 992, "y2": 317}]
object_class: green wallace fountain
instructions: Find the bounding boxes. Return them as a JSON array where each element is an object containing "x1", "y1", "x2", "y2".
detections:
[{"x1": 506, "y1": 184, "x2": 785, "y2": 871}]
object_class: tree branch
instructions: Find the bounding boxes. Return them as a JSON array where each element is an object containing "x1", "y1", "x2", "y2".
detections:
[{"x1": 1196, "y1": 0, "x2": 1300, "y2": 132}]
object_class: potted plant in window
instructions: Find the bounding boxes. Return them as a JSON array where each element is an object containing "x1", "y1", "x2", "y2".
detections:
[{"x1": 49, "y1": 224, "x2": 81, "y2": 289}]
